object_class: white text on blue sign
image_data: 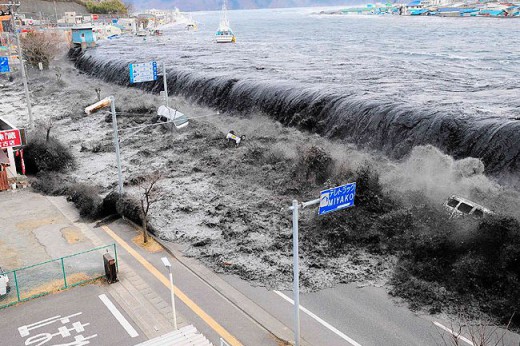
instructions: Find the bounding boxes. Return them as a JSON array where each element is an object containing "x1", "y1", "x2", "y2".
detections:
[{"x1": 319, "y1": 182, "x2": 356, "y2": 215}]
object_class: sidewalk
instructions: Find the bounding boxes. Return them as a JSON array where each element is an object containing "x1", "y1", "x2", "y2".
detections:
[
  {"x1": 0, "y1": 189, "x2": 188, "y2": 342},
  {"x1": 1, "y1": 190, "x2": 292, "y2": 345},
  {"x1": 47, "y1": 195, "x2": 186, "y2": 340}
]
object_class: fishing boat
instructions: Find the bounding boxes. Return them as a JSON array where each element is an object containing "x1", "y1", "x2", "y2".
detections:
[{"x1": 215, "y1": 1, "x2": 236, "y2": 43}]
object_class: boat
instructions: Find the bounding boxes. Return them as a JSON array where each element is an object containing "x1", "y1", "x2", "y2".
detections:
[{"x1": 215, "y1": 1, "x2": 236, "y2": 43}]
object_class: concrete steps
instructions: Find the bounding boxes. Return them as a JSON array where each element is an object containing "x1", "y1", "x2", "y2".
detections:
[{"x1": 134, "y1": 325, "x2": 213, "y2": 346}]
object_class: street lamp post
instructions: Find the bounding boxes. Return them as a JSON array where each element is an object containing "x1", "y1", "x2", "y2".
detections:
[
  {"x1": 109, "y1": 96, "x2": 124, "y2": 195},
  {"x1": 85, "y1": 96, "x2": 123, "y2": 195},
  {"x1": 161, "y1": 256, "x2": 178, "y2": 330}
]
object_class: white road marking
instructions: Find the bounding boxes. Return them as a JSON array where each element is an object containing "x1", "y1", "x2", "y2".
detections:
[
  {"x1": 273, "y1": 290, "x2": 362, "y2": 346},
  {"x1": 434, "y1": 321, "x2": 474, "y2": 346},
  {"x1": 98, "y1": 294, "x2": 139, "y2": 338},
  {"x1": 18, "y1": 313, "x2": 83, "y2": 337}
]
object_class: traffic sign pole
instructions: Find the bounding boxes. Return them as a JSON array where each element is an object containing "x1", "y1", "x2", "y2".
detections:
[
  {"x1": 291, "y1": 199, "x2": 300, "y2": 346},
  {"x1": 110, "y1": 96, "x2": 124, "y2": 195},
  {"x1": 163, "y1": 62, "x2": 169, "y2": 107},
  {"x1": 289, "y1": 198, "x2": 319, "y2": 346},
  {"x1": 287, "y1": 182, "x2": 355, "y2": 345}
]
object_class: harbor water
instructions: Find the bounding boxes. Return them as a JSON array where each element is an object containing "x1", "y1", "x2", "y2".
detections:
[{"x1": 73, "y1": 8, "x2": 520, "y2": 178}]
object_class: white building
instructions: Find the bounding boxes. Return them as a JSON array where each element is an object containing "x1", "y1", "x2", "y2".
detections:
[{"x1": 117, "y1": 17, "x2": 137, "y2": 34}]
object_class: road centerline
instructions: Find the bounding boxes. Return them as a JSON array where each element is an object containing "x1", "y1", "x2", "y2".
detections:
[
  {"x1": 273, "y1": 290, "x2": 363, "y2": 346},
  {"x1": 100, "y1": 225, "x2": 242, "y2": 346},
  {"x1": 99, "y1": 293, "x2": 139, "y2": 338}
]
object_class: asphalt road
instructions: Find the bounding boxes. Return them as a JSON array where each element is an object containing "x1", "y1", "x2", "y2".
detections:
[
  {"x1": 0, "y1": 285, "x2": 146, "y2": 346},
  {"x1": 101, "y1": 219, "x2": 520, "y2": 346},
  {"x1": 5, "y1": 215, "x2": 517, "y2": 346},
  {"x1": 98, "y1": 220, "x2": 280, "y2": 346},
  {"x1": 221, "y1": 272, "x2": 520, "y2": 346}
]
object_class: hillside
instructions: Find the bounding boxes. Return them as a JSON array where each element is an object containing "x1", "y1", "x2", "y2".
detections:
[
  {"x1": 16, "y1": 0, "x2": 353, "y2": 15},
  {"x1": 18, "y1": 0, "x2": 88, "y2": 19},
  {"x1": 131, "y1": 0, "x2": 353, "y2": 11}
]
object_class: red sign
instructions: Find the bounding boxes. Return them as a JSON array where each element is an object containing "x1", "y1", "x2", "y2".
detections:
[
  {"x1": 0, "y1": 129, "x2": 22, "y2": 148},
  {"x1": 92, "y1": 14, "x2": 99, "y2": 20}
]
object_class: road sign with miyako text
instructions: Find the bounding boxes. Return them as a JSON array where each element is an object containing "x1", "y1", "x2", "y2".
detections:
[
  {"x1": 0, "y1": 129, "x2": 22, "y2": 148},
  {"x1": 319, "y1": 182, "x2": 356, "y2": 215},
  {"x1": 129, "y1": 61, "x2": 158, "y2": 84}
]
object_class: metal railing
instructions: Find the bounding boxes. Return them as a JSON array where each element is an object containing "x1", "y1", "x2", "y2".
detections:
[{"x1": 0, "y1": 244, "x2": 117, "y2": 309}]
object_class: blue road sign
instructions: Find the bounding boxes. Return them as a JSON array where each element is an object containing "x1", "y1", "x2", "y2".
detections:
[
  {"x1": 129, "y1": 61, "x2": 158, "y2": 83},
  {"x1": 0, "y1": 57, "x2": 10, "y2": 73},
  {"x1": 319, "y1": 182, "x2": 356, "y2": 215}
]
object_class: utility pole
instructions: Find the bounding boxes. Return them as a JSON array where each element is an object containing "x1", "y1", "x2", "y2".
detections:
[
  {"x1": 162, "y1": 61, "x2": 168, "y2": 107},
  {"x1": 53, "y1": 0, "x2": 58, "y2": 25},
  {"x1": 5, "y1": 1, "x2": 33, "y2": 129}
]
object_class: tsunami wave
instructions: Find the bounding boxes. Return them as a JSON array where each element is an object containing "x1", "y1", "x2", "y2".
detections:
[{"x1": 71, "y1": 49, "x2": 520, "y2": 181}]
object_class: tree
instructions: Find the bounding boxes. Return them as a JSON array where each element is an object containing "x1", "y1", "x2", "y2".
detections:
[
  {"x1": 138, "y1": 171, "x2": 163, "y2": 243},
  {"x1": 123, "y1": 1, "x2": 134, "y2": 15},
  {"x1": 439, "y1": 312, "x2": 515, "y2": 346},
  {"x1": 85, "y1": 0, "x2": 129, "y2": 15},
  {"x1": 20, "y1": 32, "x2": 61, "y2": 69},
  {"x1": 35, "y1": 116, "x2": 54, "y2": 142}
]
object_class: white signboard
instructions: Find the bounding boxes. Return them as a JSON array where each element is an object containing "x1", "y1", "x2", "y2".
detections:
[{"x1": 129, "y1": 61, "x2": 158, "y2": 84}]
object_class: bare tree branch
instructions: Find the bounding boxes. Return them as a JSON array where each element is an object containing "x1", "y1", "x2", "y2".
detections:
[
  {"x1": 20, "y1": 31, "x2": 62, "y2": 69},
  {"x1": 138, "y1": 171, "x2": 163, "y2": 243}
]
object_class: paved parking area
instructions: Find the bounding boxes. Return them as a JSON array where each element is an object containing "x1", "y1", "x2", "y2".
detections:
[
  {"x1": 0, "y1": 190, "x2": 96, "y2": 269},
  {"x1": 0, "y1": 190, "x2": 114, "y2": 308},
  {"x1": 0, "y1": 284, "x2": 146, "y2": 346}
]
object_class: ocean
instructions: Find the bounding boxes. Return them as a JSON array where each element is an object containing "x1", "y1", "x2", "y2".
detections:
[{"x1": 73, "y1": 8, "x2": 520, "y2": 178}]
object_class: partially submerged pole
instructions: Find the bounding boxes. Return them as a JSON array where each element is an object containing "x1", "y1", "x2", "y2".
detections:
[
  {"x1": 8, "y1": 1, "x2": 33, "y2": 129},
  {"x1": 163, "y1": 61, "x2": 169, "y2": 107},
  {"x1": 109, "y1": 96, "x2": 124, "y2": 195},
  {"x1": 292, "y1": 199, "x2": 301, "y2": 346}
]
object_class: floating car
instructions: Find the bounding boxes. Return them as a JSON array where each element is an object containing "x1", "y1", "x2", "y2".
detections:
[
  {"x1": 444, "y1": 195, "x2": 493, "y2": 219},
  {"x1": 157, "y1": 105, "x2": 189, "y2": 130}
]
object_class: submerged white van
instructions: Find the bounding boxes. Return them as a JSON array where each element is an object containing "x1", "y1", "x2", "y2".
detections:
[{"x1": 444, "y1": 195, "x2": 493, "y2": 219}]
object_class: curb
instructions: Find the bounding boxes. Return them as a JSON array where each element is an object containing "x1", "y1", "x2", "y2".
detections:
[{"x1": 122, "y1": 218, "x2": 304, "y2": 346}]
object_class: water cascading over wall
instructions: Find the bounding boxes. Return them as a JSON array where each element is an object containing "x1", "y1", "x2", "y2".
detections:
[{"x1": 71, "y1": 49, "x2": 520, "y2": 182}]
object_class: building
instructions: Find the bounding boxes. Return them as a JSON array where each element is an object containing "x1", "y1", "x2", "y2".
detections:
[
  {"x1": 92, "y1": 23, "x2": 122, "y2": 39},
  {"x1": 0, "y1": 117, "x2": 25, "y2": 191},
  {"x1": 117, "y1": 17, "x2": 137, "y2": 34},
  {"x1": 71, "y1": 27, "x2": 96, "y2": 48}
]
